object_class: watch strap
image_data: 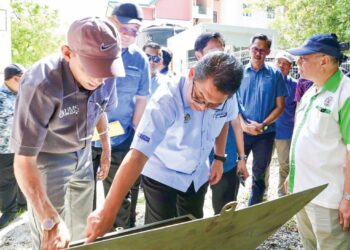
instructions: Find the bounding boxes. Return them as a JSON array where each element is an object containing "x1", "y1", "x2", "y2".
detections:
[{"x1": 213, "y1": 154, "x2": 227, "y2": 163}]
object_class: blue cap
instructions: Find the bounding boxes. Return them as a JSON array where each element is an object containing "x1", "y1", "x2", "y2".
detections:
[
  {"x1": 112, "y1": 3, "x2": 143, "y2": 25},
  {"x1": 288, "y1": 34, "x2": 341, "y2": 59}
]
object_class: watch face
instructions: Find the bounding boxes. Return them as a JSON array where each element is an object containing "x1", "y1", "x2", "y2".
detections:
[{"x1": 43, "y1": 218, "x2": 55, "y2": 231}]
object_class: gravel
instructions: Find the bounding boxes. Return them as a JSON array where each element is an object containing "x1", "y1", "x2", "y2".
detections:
[{"x1": 0, "y1": 153, "x2": 303, "y2": 249}]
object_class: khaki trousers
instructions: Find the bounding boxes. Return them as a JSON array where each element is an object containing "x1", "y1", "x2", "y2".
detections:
[
  {"x1": 296, "y1": 203, "x2": 350, "y2": 250},
  {"x1": 28, "y1": 147, "x2": 94, "y2": 250}
]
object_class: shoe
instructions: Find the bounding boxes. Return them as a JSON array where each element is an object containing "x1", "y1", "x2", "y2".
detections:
[{"x1": 0, "y1": 212, "x2": 18, "y2": 229}]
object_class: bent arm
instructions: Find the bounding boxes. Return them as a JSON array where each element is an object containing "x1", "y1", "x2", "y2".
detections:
[
  {"x1": 14, "y1": 155, "x2": 59, "y2": 222},
  {"x1": 263, "y1": 96, "x2": 285, "y2": 125}
]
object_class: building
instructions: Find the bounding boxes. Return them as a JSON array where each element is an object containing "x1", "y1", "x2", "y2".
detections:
[{"x1": 0, "y1": 0, "x2": 11, "y2": 82}]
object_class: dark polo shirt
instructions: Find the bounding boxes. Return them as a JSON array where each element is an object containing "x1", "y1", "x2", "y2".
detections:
[{"x1": 10, "y1": 54, "x2": 117, "y2": 156}]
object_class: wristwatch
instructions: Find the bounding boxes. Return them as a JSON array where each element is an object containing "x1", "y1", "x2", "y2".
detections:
[
  {"x1": 213, "y1": 154, "x2": 227, "y2": 163},
  {"x1": 41, "y1": 217, "x2": 60, "y2": 231},
  {"x1": 343, "y1": 193, "x2": 350, "y2": 201},
  {"x1": 237, "y1": 155, "x2": 247, "y2": 161},
  {"x1": 262, "y1": 122, "x2": 269, "y2": 131}
]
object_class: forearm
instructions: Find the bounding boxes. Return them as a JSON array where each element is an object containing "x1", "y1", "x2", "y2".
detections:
[
  {"x1": 132, "y1": 96, "x2": 148, "y2": 129},
  {"x1": 214, "y1": 122, "x2": 228, "y2": 156},
  {"x1": 231, "y1": 117, "x2": 245, "y2": 156},
  {"x1": 96, "y1": 113, "x2": 110, "y2": 150},
  {"x1": 14, "y1": 155, "x2": 59, "y2": 222},
  {"x1": 263, "y1": 97, "x2": 285, "y2": 125},
  {"x1": 344, "y1": 151, "x2": 350, "y2": 196},
  {"x1": 102, "y1": 149, "x2": 148, "y2": 218}
]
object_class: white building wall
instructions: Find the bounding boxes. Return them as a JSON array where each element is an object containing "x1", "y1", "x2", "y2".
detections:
[
  {"x1": 0, "y1": 0, "x2": 12, "y2": 81},
  {"x1": 219, "y1": 0, "x2": 271, "y2": 29}
]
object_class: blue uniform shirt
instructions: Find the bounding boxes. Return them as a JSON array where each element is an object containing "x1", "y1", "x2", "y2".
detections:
[
  {"x1": 131, "y1": 77, "x2": 239, "y2": 192},
  {"x1": 239, "y1": 63, "x2": 287, "y2": 133},
  {"x1": 93, "y1": 45, "x2": 150, "y2": 148},
  {"x1": 209, "y1": 125, "x2": 237, "y2": 173},
  {"x1": 275, "y1": 75, "x2": 297, "y2": 139}
]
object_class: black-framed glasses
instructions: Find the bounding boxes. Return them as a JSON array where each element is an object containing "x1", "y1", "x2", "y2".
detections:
[
  {"x1": 251, "y1": 46, "x2": 268, "y2": 55},
  {"x1": 147, "y1": 54, "x2": 161, "y2": 63},
  {"x1": 191, "y1": 81, "x2": 227, "y2": 110}
]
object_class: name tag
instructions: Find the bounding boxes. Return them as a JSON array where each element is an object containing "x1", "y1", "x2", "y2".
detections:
[{"x1": 214, "y1": 112, "x2": 227, "y2": 118}]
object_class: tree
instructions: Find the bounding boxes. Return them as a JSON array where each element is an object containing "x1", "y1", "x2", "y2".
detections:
[
  {"x1": 251, "y1": 0, "x2": 350, "y2": 50},
  {"x1": 11, "y1": 0, "x2": 64, "y2": 67}
]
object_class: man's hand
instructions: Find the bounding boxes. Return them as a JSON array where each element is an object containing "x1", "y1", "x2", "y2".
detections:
[
  {"x1": 284, "y1": 175, "x2": 290, "y2": 195},
  {"x1": 237, "y1": 160, "x2": 249, "y2": 180},
  {"x1": 240, "y1": 118, "x2": 261, "y2": 136},
  {"x1": 209, "y1": 160, "x2": 224, "y2": 185},
  {"x1": 41, "y1": 220, "x2": 70, "y2": 250},
  {"x1": 85, "y1": 208, "x2": 114, "y2": 243},
  {"x1": 96, "y1": 149, "x2": 111, "y2": 181},
  {"x1": 339, "y1": 199, "x2": 350, "y2": 231}
]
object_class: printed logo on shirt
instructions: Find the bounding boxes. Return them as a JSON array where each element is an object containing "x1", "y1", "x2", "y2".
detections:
[
  {"x1": 323, "y1": 96, "x2": 333, "y2": 107},
  {"x1": 138, "y1": 133, "x2": 150, "y2": 143},
  {"x1": 184, "y1": 113, "x2": 191, "y2": 123},
  {"x1": 315, "y1": 105, "x2": 331, "y2": 114},
  {"x1": 59, "y1": 105, "x2": 79, "y2": 118}
]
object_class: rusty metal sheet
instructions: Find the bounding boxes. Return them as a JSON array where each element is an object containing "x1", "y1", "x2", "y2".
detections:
[{"x1": 69, "y1": 184, "x2": 326, "y2": 250}]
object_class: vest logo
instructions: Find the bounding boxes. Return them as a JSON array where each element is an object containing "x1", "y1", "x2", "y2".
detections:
[{"x1": 59, "y1": 105, "x2": 79, "y2": 118}]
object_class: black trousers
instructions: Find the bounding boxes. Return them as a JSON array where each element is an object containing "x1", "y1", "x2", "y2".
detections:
[
  {"x1": 210, "y1": 167, "x2": 239, "y2": 215},
  {"x1": 0, "y1": 153, "x2": 26, "y2": 213},
  {"x1": 142, "y1": 175, "x2": 208, "y2": 224}
]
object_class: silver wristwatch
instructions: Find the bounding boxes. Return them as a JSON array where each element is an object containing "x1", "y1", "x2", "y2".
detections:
[
  {"x1": 343, "y1": 193, "x2": 350, "y2": 201},
  {"x1": 41, "y1": 217, "x2": 60, "y2": 231}
]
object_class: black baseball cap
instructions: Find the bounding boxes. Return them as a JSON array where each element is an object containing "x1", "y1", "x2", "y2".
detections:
[
  {"x1": 112, "y1": 3, "x2": 143, "y2": 25},
  {"x1": 288, "y1": 33, "x2": 342, "y2": 59},
  {"x1": 4, "y1": 64, "x2": 25, "y2": 80}
]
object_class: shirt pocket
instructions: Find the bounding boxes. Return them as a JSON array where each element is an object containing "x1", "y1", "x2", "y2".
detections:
[
  {"x1": 307, "y1": 106, "x2": 331, "y2": 137},
  {"x1": 208, "y1": 112, "x2": 227, "y2": 141},
  {"x1": 118, "y1": 68, "x2": 142, "y2": 95}
]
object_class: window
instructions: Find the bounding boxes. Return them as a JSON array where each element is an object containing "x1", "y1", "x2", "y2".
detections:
[{"x1": 266, "y1": 6, "x2": 275, "y2": 19}]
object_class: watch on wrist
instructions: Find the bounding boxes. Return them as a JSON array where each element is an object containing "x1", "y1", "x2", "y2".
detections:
[
  {"x1": 262, "y1": 122, "x2": 268, "y2": 131},
  {"x1": 343, "y1": 193, "x2": 350, "y2": 201},
  {"x1": 237, "y1": 155, "x2": 247, "y2": 161},
  {"x1": 41, "y1": 217, "x2": 60, "y2": 231},
  {"x1": 213, "y1": 154, "x2": 227, "y2": 163}
]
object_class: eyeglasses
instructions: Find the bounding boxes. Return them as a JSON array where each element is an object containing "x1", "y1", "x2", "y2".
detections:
[
  {"x1": 191, "y1": 81, "x2": 226, "y2": 110},
  {"x1": 118, "y1": 26, "x2": 139, "y2": 37},
  {"x1": 146, "y1": 54, "x2": 161, "y2": 63},
  {"x1": 251, "y1": 46, "x2": 268, "y2": 55}
]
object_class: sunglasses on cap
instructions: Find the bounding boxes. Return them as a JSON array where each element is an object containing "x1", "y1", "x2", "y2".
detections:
[{"x1": 146, "y1": 54, "x2": 161, "y2": 63}]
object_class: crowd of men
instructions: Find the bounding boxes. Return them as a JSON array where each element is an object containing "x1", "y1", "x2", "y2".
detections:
[{"x1": 0, "y1": 2, "x2": 349, "y2": 250}]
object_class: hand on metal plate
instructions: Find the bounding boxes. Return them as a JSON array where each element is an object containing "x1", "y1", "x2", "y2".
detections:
[
  {"x1": 41, "y1": 220, "x2": 70, "y2": 250},
  {"x1": 339, "y1": 199, "x2": 350, "y2": 231},
  {"x1": 209, "y1": 160, "x2": 223, "y2": 185},
  {"x1": 85, "y1": 208, "x2": 114, "y2": 243}
]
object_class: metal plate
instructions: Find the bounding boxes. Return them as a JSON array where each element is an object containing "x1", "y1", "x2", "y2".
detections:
[{"x1": 69, "y1": 184, "x2": 326, "y2": 250}]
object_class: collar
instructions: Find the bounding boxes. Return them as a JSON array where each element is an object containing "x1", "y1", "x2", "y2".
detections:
[
  {"x1": 246, "y1": 62, "x2": 267, "y2": 72},
  {"x1": 322, "y1": 69, "x2": 342, "y2": 93}
]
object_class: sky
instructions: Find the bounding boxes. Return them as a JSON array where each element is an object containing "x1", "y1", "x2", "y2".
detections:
[{"x1": 35, "y1": 0, "x2": 110, "y2": 29}]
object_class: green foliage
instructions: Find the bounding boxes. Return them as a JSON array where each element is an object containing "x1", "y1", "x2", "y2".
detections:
[
  {"x1": 11, "y1": 0, "x2": 64, "y2": 67},
  {"x1": 251, "y1": 0, "x2": 350, "y2": 50}
]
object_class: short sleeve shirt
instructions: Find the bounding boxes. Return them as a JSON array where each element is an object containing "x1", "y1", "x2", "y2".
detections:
[
  {"x1": 131, "y1": 77, "x2": 239, "y2": 192},
  {"x1": 10, "y1": 54, "x2": 117, "y2": 156},
  {"x1": 94, "y1": 45, "x2": 150, "y2": 148},
  {"x1": 289, "y1": 70, "x2": 350, "y2": 209},
  {"x1": 239, "y1": 63, "x2": 287, "y2": 133}
]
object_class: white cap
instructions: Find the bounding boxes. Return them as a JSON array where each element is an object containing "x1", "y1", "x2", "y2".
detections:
[{"x1": 275, "y1": 51, "x2": 294, "y2": 63}]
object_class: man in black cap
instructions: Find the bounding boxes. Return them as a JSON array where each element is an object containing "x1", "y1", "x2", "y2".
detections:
[
  {"x1": 92, "y1": 2, "x2": 150, "y2": 229},
  {"x1": 287, "y1": 33, "x2": 350, "y2": 249},
  {"x1": 0, "y1": 64, "x2": 27, "y2": 229}
]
